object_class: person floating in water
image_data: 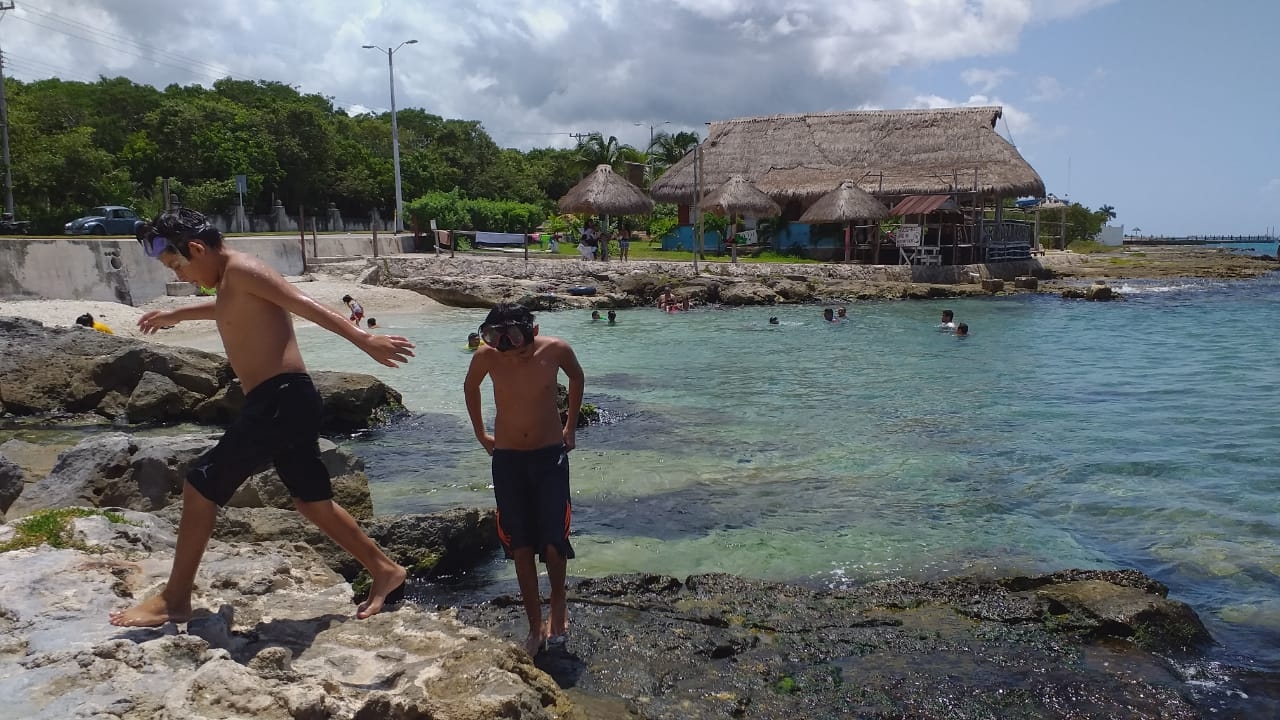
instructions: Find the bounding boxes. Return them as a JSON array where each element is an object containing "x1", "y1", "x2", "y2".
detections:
[
  {"x1": 464, "y1": 303, "x2": 584, "y2": 657},
  {"x1": 955, "y1": 322, "x2": 969, "y2": 337},
  {"x1": 367, "y1": 318, "x2": 378, "y2": 330},
  {"x1": 939, "y1": 309, "x2": 956, "y2": 332},
  {"x1": 591, "y1": 310, "x2": 601, "y2": 321},
  {"x1": 75, "y1": 312, "x2": 113, "y2": 334},
  {"x1": 823, "y1": 308, "x2": 836, "y2": 323},
  {"x1": 836, "y1": 306, "x2": 848, "y2": 321},
  {"x1": 607, "y1": 310, "x2": 617, "y2": 325},
  {"x1": 466, "y1": 332, "x2": 483, "y2": 351},
  {"x1": 768, "y1": 316, "x2": 780, "y2": 325},
  {"x1": 111, "y1": 208, "x2": 415, "y2": 628}
]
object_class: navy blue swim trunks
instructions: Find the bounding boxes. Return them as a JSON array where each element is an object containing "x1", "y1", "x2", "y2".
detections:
[
  {"x1": 187, "y1": 372, "x2": 333, "y2": 506},
  {"x1": 491, "y1": 443, "x2": 574, "y2": 562}
]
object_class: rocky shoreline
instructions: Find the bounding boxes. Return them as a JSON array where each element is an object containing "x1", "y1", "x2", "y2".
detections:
[
  {"x1": 3, "y1": 260, "x2": 1280, "y2": 718},
  {"x1": 314, "y1": 247, "x2": 1277, "y2": 310}
]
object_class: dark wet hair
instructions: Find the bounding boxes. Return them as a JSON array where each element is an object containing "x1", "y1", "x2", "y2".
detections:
[
  {"x1": 942, "y1": 309, "x2": 954, "y2": 320},
  {"x1": 367, "y1": 318, "x2": 377, "y2": 328},
  {"x1": 607, "y1": 310, "x2": 617, "y2": 319},
  {"x1": 75, "y1": 313, "x2": 94, "y2": 327},
  {"x1": 468, "y1": 332, "x2": 480, "y2": 341},
  {"x1": 342, "y1": 295, "x2": 353, "y2": 304},
  {"x1": 484, "y1": 303, "x2": 534, "y2": 326},
  {"x1": 137, "y1": 208, "x2": 221, "y2": 259},
  {"x1": 957, "y1": 322, "x2": 969, "y2": 333}
]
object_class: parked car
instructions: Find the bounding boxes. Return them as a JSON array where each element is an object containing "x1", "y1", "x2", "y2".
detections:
[{"x1": 64, "y1": 205, "x2": 141, "y2": 235}]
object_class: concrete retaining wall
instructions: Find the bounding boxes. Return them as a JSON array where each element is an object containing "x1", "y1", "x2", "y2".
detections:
[{"x1": 0, "y1": 236, "x2": 317, "y2": 305}]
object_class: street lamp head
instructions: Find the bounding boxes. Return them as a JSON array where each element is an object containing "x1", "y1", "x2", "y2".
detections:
[
  {"x1": 405, "y1": 39, "x2": 419, "y2": 44},
  {"x1": 361, "y1": 44, "x2": 376, "y2": 49}
]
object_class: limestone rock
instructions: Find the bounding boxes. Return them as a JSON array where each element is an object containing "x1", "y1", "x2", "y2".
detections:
[
  {"x1": 1014, "y1": 275, "x2": 1039, "y2": 290},
  {"x1": 1037, "y1": 579, "x2": 1212, "y2": 652},
  {"x1": 1085, "y1": 280, "x2": 1114, "y2": 301},
  {"x1": 0, "y1": 510, "x2": 579, "y2": 720},
  {"x1": 310, "y1": 371, "x2": 404, "y2": 431},
  {"x1": 0, "y1": 318, "x2": 405, "y2": 432},
  {"x1": 0, "y1": 454, "x2": 22, "y2": 514},
  {"x1": 718, "y1": 282, "x2": 781, "y2": 306},
  {"x1": 7, "y1": 433, "x2": 375, "y2": 521},
  {"x1": 981, "y1": 278, "x2": 1005, "y2": 293},
  {"x1": 125, "y1": 371, "x2": 202, "y2": 424}
]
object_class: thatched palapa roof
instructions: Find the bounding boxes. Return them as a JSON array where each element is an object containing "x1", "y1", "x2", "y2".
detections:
[
  {"x1": 698, "y1": 176, "x2": 781, "y2": 218},
  {"x1": 558, "y1": 164, "x2": 654, "y2": 216},
  {"x1": 651, "y1": 107, "x2": 1045, "y2": 204},
  {"x1": 799, "y1": 180, "x2": 890, "y2": 224}
]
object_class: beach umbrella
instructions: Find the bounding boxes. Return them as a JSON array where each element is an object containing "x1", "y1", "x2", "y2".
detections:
[
  {"x1": 698, "y1": 175, "x2": 781, "y2": 218},
  {"x1": 557, "y1": 164, "x2": 654, "y2": 216},
  {"x1": 799, "y1": 180, "x2": 891, "y2": 262},
  {"x1": 698, "y1": 176, "x2": 780, "y2": 259}
]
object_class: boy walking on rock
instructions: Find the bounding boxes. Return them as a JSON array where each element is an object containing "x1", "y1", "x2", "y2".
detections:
[
  {"x1": 110, "y1": 208, "x2": 415, "y2": 627},
  {"x1": 463, "y1": 303, "x2": 584, "y2": 655}
]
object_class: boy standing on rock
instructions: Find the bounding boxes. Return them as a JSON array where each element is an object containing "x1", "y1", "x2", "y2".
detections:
[
  {"x1": 110, "y1": 208, "x2": 415, "y2": 627},
  {"x1": 463, "y1": 303, "x2": 584, "y2": 656}
]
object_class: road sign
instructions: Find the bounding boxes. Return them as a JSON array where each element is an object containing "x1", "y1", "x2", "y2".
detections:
[{"x1": 235, "y1": 175, "x2": 247, "y2": 195}]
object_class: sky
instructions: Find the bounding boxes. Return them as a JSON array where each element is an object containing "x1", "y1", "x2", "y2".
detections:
[{"x1": 1, "y1": 0, "x2": 1275, "y2": 236}]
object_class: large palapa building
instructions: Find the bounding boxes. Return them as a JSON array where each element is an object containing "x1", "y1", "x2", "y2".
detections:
[{"x1": 650, "y1": 106, "x2": 1046, "y2": 265}]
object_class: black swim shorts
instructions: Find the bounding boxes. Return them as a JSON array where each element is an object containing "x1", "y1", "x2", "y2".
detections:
[
  {"x1": 187, "y1": 372, "x2": 333, "y2": 506},
  {"x1": 491, "y1": 443, "x2": 574, "y2": 562}
]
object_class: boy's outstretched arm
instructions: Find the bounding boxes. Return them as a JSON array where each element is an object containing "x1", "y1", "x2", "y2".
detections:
[
  {"x1": 559, "y1": 341, "x2": 585, "y2": 450},
  {"x1": 137, "y1": 302, "x2": 216, "y2": 334},
  {"x1": 462, "y1": 353, "x2": 495, "y2": 454},
  {"x1": 237, "y1": 263, "x2": 414, "y2": 367}
]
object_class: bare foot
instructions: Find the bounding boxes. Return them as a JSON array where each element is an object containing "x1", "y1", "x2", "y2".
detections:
[
  {"x1": 549, "y1": 608, "x2": 570, "y2": 641},
  {"x1": 109, "y1": 594, "x2": 191, "y2": 628},
  {"x1": 356, "y1": 564, "x2": 408, "y2": 619},
  {"x1": 525, "y1": 621, "x2": 550, "y2": 657}
]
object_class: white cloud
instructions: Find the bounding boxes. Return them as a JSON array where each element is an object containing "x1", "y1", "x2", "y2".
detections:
[
  {"x1": 0, "y1": 0, "x2": 1109, "y2": 149},
  {"x1": 961, "y1": 68, "x2": 1014, "y2": 92},
  {"x1": 1030, "y1": 75, "x2": 1063, "y2": 101},
  {"x1": 909, "y1": 93, "x2": 1035, "y2": 142}
]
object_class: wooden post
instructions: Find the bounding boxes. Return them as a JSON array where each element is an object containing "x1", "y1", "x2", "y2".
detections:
[
  {"x1": 298, "y1": 204, "x2": 307, "y2": 268},
  {"x1": 843, "y1": 222, "x2": 851, "y2": 263}
]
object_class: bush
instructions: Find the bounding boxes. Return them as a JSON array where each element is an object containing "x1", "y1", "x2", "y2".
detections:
[{"x1": 407, "y1": 191, "x2": 544, "y2": 233}]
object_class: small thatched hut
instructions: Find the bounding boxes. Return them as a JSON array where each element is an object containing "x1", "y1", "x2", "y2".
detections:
[{"x1": 651, "y1": 106, "x2": 1045, "y2": 262}]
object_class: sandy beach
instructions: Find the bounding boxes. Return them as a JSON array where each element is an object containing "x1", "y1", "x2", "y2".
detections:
[{"x1": 0, "y1": 274, "x2": 445, "y2": 352}]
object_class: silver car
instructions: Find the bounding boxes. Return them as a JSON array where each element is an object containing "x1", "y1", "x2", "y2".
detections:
[{"x1": 64, "y1": 205, "x2": 141, "y2": 235}]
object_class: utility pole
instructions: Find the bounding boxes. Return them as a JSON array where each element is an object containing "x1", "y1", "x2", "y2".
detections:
[
  {"x1": 0, "y1": 1, "x2": 16, "y2": 217},
  {"x1": 362, "y1": 39, "x2": 417, "y2": 234}
]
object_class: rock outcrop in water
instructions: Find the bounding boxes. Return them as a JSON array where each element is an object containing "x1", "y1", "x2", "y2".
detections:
[{"x1": 0, "y1": 317, "x2": 402, "y2": 431}]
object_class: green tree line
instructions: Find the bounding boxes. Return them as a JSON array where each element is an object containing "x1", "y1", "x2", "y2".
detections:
[{"x1": 4, "y1": 76, "x2": 698, "y2": 234}]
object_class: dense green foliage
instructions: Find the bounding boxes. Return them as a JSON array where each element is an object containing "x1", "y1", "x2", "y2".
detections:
[
  {"x1": 405, "y1": 191, "x2": 544, "y2": 233},
  {"x1": 4, "y1": 76, "x2": 587, "y2": 233}
]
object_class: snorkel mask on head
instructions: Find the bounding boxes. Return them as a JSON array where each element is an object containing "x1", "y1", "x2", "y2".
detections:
[{"x1": 479, "y1": 321, "x2": 534, "y2": 351}]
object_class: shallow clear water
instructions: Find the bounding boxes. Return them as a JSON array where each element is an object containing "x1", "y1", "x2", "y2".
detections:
[{"x1": 298, "y1": 274, "x2": 1280, "y2": 670}]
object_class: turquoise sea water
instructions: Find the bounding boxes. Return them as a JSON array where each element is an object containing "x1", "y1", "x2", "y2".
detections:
[{"x1": 298, "y1": 273, "x2": 1280, "y2": 674}]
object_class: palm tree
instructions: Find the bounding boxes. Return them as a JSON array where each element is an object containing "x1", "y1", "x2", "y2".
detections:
[
  {"x1": 574, "y1": 133, "x2": 639, "y2": 174},
  {"x1": 1099, "y1": 204, "x2": 1117, "y2": 221},
  {"x1": 648, "y1": 130, "x2": 701, "y2": 177}
]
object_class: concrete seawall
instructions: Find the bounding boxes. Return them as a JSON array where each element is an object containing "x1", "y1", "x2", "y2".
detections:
[{"x1": 0, "y1": 234, "x2": 412, "y2": 305}]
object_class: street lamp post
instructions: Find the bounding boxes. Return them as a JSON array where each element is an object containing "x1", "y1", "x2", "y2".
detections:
[
  {"x1": 634, "y1": 121, "x2": 670, "y2": 181},
  {"x1": 363, "y1": 39, "x2": 418, "y2": 234}
]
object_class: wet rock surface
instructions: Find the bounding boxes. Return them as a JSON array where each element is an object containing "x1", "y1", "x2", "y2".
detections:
[
  {"x1": 456, "y1": 570, "x2": 1272, "y2": 719},
  {"x1": 0, "y1": 317, "x2": 401, "y2": 431}
]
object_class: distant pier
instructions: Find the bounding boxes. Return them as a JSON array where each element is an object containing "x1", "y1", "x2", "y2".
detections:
[{"x1": 1124, "y1": 234, "x2": 1278, "y2": 246}]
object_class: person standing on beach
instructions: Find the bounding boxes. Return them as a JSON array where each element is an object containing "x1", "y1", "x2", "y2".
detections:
[
  {"x1": 463, "y1": 303, "x2": 584, "y2": 656},
  {"x1": 342, "y1": 294, "x2": 365, "y2": 324},
  {"x1": 110, "y1": 208, "x2": 415, "y2": 628}
]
